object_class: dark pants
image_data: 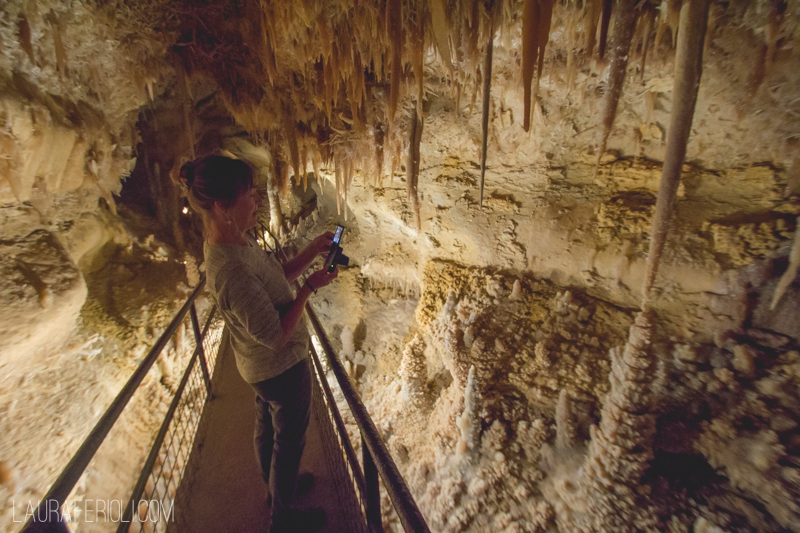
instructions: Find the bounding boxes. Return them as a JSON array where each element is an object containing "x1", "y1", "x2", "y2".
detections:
[{"x1": 249, "y1": 359, "x2": 311, "y2": 516}]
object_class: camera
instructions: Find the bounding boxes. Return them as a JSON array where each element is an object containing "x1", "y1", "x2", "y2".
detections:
[{"x1": 325, "y1": 225, "x2": 349, "y2": 273}]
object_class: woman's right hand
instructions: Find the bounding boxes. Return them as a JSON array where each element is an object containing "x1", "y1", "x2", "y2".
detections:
[{"x1": 306, "y1": 266, "x2": 338, "y2": 290}]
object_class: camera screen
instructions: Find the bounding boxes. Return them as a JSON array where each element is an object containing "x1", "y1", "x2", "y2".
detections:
[{"x1": 333, "y1": 225, "x2": 344, "y2": 244}]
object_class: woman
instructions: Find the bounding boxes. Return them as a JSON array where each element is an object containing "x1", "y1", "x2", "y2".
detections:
[{"x1": 180, "y1": 155, "x2": 336, "y2": 532}]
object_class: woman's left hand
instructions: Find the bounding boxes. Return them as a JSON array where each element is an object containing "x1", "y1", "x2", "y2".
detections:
[{"x1": 311, "y1": 232, "x2": 335, "y2": 257}]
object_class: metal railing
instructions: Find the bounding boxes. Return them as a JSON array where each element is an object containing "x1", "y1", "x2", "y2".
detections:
[
  {"x1": 20, "y1": 278, "x2": 223, "y2": 533},
  {"x1": 23, "y1": 227, "x2": 430, "y2": 533},
  {"x1": 260, "y1": 224, "x2": 431, "y2": 533},
  {"x1": 118, "y1": 307, "x2": 224, "y2": 533},
  {"x1": 305, "y1": 308, "x2": 430, "y2": 533}
]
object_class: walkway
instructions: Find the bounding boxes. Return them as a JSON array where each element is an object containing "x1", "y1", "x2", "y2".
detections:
[{"x1": 173, "y1": 339, "x2": 361, "y2": 533}]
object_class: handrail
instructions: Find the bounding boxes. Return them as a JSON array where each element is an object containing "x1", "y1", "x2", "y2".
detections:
[
  {"x1": 21, "y1": 278, "x2": 208, "y2": 532},
  {"x1": 307, "y1": 339, "x2": 368, "y2": 499},
  {"x1": 116, "y1": 306, "x2": 218, "y2": 532},
  {"x1": 306, "y1": 307, "x2": 432, "y2": 533},
  {"x1": 263, "y1": 229, "x2": 430, "y2": 532}
]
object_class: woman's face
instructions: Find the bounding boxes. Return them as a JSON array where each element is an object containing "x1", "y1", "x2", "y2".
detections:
[{"x1": 228, "y1": 186, "x2": 262, "y2": 231}]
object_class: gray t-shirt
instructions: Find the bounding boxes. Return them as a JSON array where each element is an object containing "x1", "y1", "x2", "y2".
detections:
[{"x1": 204, "y1": 239, "x2": 309, "y2": 383}]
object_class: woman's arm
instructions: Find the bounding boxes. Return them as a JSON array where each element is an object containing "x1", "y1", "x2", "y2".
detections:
[
  {"x1": 282, "y1": 231, "x2": 334, "y2": 283},
  {"x1": 222, "y1": 262, "x2": 338, "y2": 352},
  {"x1": 275, "y1": 267, "x2": 338, "y2": 348}
]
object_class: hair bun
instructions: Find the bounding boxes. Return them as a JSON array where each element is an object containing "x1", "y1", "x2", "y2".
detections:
[{"x1": 179, "y1": 161, "x2": 196, "y2": 189}]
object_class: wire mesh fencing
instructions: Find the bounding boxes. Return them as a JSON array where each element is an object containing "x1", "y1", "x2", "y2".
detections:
[{"x1": 121, "y1": 307, "x2": 225, "y2": 533}]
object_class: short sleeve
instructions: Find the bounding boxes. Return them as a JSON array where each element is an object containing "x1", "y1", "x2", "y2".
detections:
[{"x1": 216, "y1": 262, "x2": 283, "y2": 349}]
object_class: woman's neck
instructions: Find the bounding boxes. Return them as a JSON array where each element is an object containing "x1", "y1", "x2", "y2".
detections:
[{"x1": 206, "y1": 222, "x2": 248, "y2": 246}]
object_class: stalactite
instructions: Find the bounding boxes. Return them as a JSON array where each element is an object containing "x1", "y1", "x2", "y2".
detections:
[
  {"x1": 430, "y1": 0, "x2": 453, "y2": 72},
  {"x1": 654, "y1": 2, "x2": 669, "y2": 53},
  {"x1": 479, "y1": 3, "x2": 495, "y2": 208},
  {"x1": 17, "y1": 13, "x2": 35, "y2": 65},
  {"x1": 300, "y1": 141, "x2": 308, "y2": 191},
  {"x1": 45, "y1": 10, "x2": 68, "y2": 80},
  {"x1": 786, "y1": 155, "x2": 800, "y2": 198},
  {"x1": 407, "y1": 101, "x2": 423, "y2": 231},
  {"x1": 180, "y1": 70, "x2": 196, "y2": 160},
  {"x1": 387, "y1": 0, "x2": 402, "y2": 127},
  {"x1": 312, "y1": 149, "x2": 323, "y2": 192},
  {"x1": 374, "y1": 123, "x2": 385, "y2": 187},
  {"x1": 770, "y1": 217, "x2": 800, "y2": 310},
  {"x1": 265, "y1": 160, "x2": 284, "y2": 235},
  {"x1": 522, "y1": 0, "x2": 539, "y2": 133},
  {"x1": 409, "y1": 0, "x2": 425, "y2": 119},
  {"x1": 598, "y1": 0, "x2": 612, "y2": 60},
  {"x1": 536, "y1": 0, "x2": 554, "y2": 79},
  {"x1": 703, "y1": 5, "x2": 716, "y2": 52},
  {"x1": 594, "y1": 0, "x2": 639, "y2": 179},
  {"x1": 282, "y1": 102, "x2": 301, "y2": 189},
  {"x1": 585, "y1": 0, "x2": 604, "y2": 61},
  {"x1": 667, "y1": 0, "x2": 681, "y2": 49},
  {"x1": 344, "y1": 156, "x2": 351, "y2": 221},
  {"x1": 259, "y1": 0, "x2": 278, "y2": 85},
  {"x1": 638, "y1": 3, "x2": 656, "y2": 81},
  {"x1": 324, "y1": 57, "x2": 333, "y2": 119},
  {"x1": 565, "y1": 5, "x2": 579, "y2": 91},
  {"x1": 278, "y1": 158, "x2": 291, "y2": 198},
  {"x1": 753, "y1": 0, "x2": 786, "y2": 99},
  {"x1": 642, "y1": 0, "x2": 711, "y2": 303},
  {"x1": 644, "y1": 90, "x2": 656, "y2": 124},
  {"x1": 522, "y1": 0, "x2": 553, "y2": 131},
  {"x1": 335, "y1": 155, "x2": 342, "y2": 215}
]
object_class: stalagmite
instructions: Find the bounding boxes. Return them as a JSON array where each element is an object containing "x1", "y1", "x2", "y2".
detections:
[
  {"x1": 555, "y1": 389, "x2": 576, "y2": 451},
  {"x1": 770, "y1": 217, "x2": 800, "y2": 310},
  {"x1": 387, "y1": 0, "x2": 402, "y2": 127},
  {"x1": 597, "y1": 0, "x2": 612, "y2": 60},
  {"x1": 580, "y1": 310, "x2": 658, "y2": 530},
  {"x1": 594, "y1": 0, "x2": 639, "y2": 178},
  {"x1": 17, "y1": 14, "x2": 35, "y2": 65},
  {"x1": 642, "y1": 0, "x2": 711, "y2": 303},
  {"x1": 399, "y1": 333, "x2": 427, "y2": 402},
  {"x1": 479, "y1": 3, "x2": 495, "y2": 208},
  {"x1": 407, "y1": 102, "x2": 423, "y2": 231},
  {"x1": 457, "y1": 365, "x2": 481, "y2": 455}
]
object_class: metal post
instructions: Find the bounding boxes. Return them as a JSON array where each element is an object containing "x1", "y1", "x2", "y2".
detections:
[
  {"x1": 190, "y1": 303, "x2": 214, "y2": 400},
  {"x1": 363, "y1": 437, "x2": 384, "y2": 533}
]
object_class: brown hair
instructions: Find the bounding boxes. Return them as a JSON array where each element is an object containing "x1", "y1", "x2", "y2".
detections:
[{"x1": 179, "y1": 155, "x2": 255, "y2": 215}]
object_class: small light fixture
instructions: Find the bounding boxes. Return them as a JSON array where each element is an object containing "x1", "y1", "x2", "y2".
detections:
[{"x1": 182, "y1": 206, "x2": 189, "y2": 214}]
